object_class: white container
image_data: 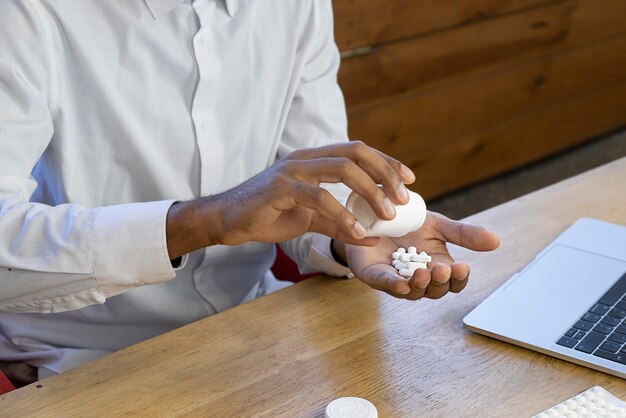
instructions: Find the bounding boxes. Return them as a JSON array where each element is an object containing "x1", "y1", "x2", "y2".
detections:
[
  {"x1": 325, "y1": 397, "x2": 378, "y2": 418},
  {"x1": 345, "y1": 189, "x2": 427, "y2": 237}
]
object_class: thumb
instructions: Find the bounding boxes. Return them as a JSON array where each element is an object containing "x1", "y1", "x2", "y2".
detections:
[{"x1": 435, "y1": 214, "x2": 500, "y2": 252}]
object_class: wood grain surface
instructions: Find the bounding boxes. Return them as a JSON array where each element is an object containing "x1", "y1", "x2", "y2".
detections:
[
  {"x1": 338, "y1": 0, "x2": 626, "y2": 110},
  {"x1": 355, "y1": 67, "x2": 626, "y2": 199},
  {"x1": 333, "y1": 0, "x2": 552, "y2": 51},
  {"x1": 1, "y1": 158, "x2": 625, "y2": 417},
  {"x1": 337, "y1": 0, "x2": 626, "y2": 199}
]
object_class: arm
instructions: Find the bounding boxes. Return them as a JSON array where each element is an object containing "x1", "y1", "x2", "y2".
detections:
[
  {"x1": 274, "y1": 0, "x2": 391, "y2": 275},
  {"x1": 0, "y1": 1, "x2": 416, "y2": 314},
  {"x1": 270, "y1": 0, "x2": 501, "y2": 296},
  {"x1": 0, "y1": 2, "x2": 179, "y2": 313}
]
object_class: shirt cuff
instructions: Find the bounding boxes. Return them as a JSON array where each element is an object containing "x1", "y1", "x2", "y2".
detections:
[
  {"x1": 308, "y1": 233, "x2": 354, "y2": 278},
  {"x1": 91, "y1": 200, "x2": 178, "y2": 297},
  {"x1": 174, "y1": 254, "x2": 189, "y2": 271}
]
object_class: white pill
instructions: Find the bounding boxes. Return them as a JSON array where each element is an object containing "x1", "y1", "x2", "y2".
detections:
[
  {"x1": 399, "y1": 269, "x2": 413, "y2": 278},
  {"x1": 392, "y1": 252, "x2": 401, "y2": 260},
  {"x1": 564, "y1": 412, "x2": 578, "y2": 418},
  {"x1": 397, "y1": 248, "x2": 406, "y2": 254},
  {"x1": 596, "y1": 409, "x2": 607, "y2": 416},
  {"x1": 586, "y1": 413, "x2": 598, "y2": 418},
  {"x1": 546, "y1": 409, "x2": 559, "y2": 417},
  {"x1": 409, "y1": 254, "x2": 431, "y2": 263},
  {"x1": 607, "y1": 404, "x2": 617, "y2": 411},
  {"x1": 536, "y1": 414, "x2": 549, "y2": 418},
  {"x1": 407, "y1": 262, "x2": 427, "y2": 270},
  {"x1": 606, "y1": 413, "x2": 617, "y2": 418},
  {"x1": 395, "y1": 262, "x2": 408, "y2": 271},
  {"x1": 575, "y1": 406, "x2": 587, "y2": 415},
  {"x1": 408, "y1": 246, "x2": 417, "y2": 254},
  {"x1": 400, "y1": 253, "x2": 411, "y2": 262},
  {"x1": 566, "y1": 400, "x2": 577, "y2": 409},
  {"x1": 392, "y1": 259, "x2": 401, "y2": 267}
]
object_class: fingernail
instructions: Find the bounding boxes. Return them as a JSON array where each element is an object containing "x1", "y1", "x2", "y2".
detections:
[
  {"x1": 401, "y1": 164, "x2": 415, "y2": 182},
  {"x1": 383, "y1": 197, "x2": 396, "y2": 218},
  {"x1": 353, "y1": 221, "x2": 367, "y2": 238}
]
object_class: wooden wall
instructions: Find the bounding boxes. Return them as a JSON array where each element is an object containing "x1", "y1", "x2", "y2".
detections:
[{"x1": 333, "y1": 0, "x2": 626, "y2": 199}]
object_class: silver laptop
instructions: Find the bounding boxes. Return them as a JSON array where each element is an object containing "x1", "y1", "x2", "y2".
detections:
[{"x1": 464, "y1": 218, "x2": 626, "y2": 379}]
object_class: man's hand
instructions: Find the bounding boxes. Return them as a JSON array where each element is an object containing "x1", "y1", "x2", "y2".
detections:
[
  {"x1": 166, "y1": 141, "x2": 415, "y2": 259},
  {"x1": 338, "y1": 212, "x2": 500, "y2": 300}
]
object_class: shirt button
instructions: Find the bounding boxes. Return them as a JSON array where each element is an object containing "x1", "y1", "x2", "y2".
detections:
[
  {"x1": 201, "y1": 122, "x2": 209, "y2": 132},
  {"x1": 39, "y1": 302, "x2": 53, "y2": 313},
  {"x1": 197, "y1": 36, "x2": 207, "y2": 46}
]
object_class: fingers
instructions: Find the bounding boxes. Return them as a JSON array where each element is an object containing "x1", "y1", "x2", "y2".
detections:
[
  {"x1": 286, "y1": 158, "x2": 396, "y2": 221},
  {"x1": 355, "y1": 241, "x2": 472, "y2": 301},
  {"x1": 434, "y1": 214, "x2": 501, "y2": 252},
  {"x1": 449, "y1": 262, "x2": 470, "y2": 293},
  {"x1": 349, "y1": 144, "x2": 410, "y2": 205},
  {"x1": 388, "y1": 263, "x2": 466, "y2": 301},
  {"x1": 371, "y1": 148, "x2": 415, "y2": 185},
  {"x1": 424, "y1": 263, "x2": 451, "y2": 299},
  {"x1": 360, "y1": 266, "x2": 412, "y2": 295},
  {"x1": 310, "y1": 217, "x2": 380, "y2": 247},
  {"x1": 290, "y1": 182, "x2": 367, "y2": 240},
  {"x1": 403, "y1": 267, "x2": 430, "y2": 300},
  {"x1": 287, "y1": 141, "x2": 412, "y2": 205},
  {"x1": 373, "y1": 265, "x2": 448, "y2": 301}
]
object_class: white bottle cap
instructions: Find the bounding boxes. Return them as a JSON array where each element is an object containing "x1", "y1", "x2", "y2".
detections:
[
  {"x1": 346, "y1": 189, "x2": 427, "y2": 238},
  {"x1": 325, "y1": 397, "x2": 378, "y2": 418}
]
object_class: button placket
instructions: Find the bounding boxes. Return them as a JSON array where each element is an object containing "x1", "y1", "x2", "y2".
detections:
[
  {"x1": 190, "y1": 0, "x2": 224, "y2": 196},
  {"x1": 189, "y1": 0, "x2": 244, "y2": 312}
]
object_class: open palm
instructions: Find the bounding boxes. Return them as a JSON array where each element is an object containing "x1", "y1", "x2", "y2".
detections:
[{"x1": 345, "y1": 212, "x2": 500, "y2": 300}]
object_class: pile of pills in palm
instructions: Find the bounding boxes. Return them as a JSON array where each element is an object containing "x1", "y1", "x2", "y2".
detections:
[{"x1": 392, "y1": 246, "x2": 431, "y2": 278}]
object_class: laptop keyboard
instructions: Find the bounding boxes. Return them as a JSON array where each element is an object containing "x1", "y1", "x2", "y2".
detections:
[{"x1": 556, "y1": 271, "x2": 626, "y2": 365}]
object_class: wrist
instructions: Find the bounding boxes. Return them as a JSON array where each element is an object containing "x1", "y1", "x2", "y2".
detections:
[
  {"x1": 166, "y1": 197, "x2": 222, "y2": 259},
  {"x1": 197, "y1": 195, "x2": 224, "y2": 247}
]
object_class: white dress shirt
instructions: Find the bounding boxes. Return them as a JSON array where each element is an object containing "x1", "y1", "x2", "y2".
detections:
[{"x1": 0, "y1": 0, "x2": 352, "y2": 377}]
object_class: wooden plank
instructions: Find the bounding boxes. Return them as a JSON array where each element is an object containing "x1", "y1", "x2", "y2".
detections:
[
  {"x1": 338, "y1": 0, "x2": 626, "y2": 110},
  {"x1": 348, "y1": 33, "x2": 626, "y2": 160},
  {"x1": 333, "y1": 0, "x2": 554, "y2": 51},
  {"x1": 405, "y1": 79, "x2": 626, "y2": 199}
]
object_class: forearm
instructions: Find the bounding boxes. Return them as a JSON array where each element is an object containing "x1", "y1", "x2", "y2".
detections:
[{"x1": 0, "y1": 197, "x2": 179, "y2": 313}]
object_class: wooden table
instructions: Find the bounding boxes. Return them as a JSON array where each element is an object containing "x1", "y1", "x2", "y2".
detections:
[{"x1": 1, "y1": 158, "x2": 625, "y2": 417}]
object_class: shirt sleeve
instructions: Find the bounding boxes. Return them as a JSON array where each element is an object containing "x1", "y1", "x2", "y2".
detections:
[
  {"x1": 277, "y1": 0, "x2": 353, "y2": 278},
  {"x1": 0, "y1": 1, "x2": 178, "y2": 313}
]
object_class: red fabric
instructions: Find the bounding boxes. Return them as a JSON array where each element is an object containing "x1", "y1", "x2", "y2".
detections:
[
  {"x1": 0, "y1": 371, "x2": 16, "y2": 395},
  {"x1": 271, "y1": 245, "x2": 318, "y2": 283}
]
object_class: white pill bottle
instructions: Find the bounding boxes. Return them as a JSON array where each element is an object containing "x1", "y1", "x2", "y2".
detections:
[{"x1": 345, "y1": 189, "x2": 427, "y2": 238}]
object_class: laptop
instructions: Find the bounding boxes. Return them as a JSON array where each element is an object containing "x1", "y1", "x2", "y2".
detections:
[{"x1": 464, "y1": 218, "x2": 626, "y2": 379}]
